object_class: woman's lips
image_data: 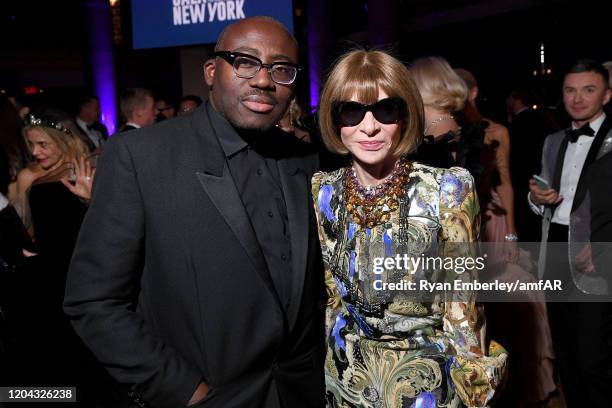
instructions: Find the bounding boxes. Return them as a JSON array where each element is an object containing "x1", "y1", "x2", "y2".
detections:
[{"x1": 358, "y1": 141, "x2": 385, "y2": 151}]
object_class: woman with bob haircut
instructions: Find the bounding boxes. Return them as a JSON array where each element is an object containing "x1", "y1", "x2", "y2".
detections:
[{"x1": 313, "y1": 49, "x2": 507, "y2": 407}]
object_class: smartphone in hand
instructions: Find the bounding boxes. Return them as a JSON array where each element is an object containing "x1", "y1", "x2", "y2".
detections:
[{"x1": 532, "y1": 174, "x2": 550, "y2": 190}]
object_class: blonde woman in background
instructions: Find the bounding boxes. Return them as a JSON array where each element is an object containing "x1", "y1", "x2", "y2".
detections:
[
  {"x1": 9, "y1": 109, "x2": 104, "y2": 400},
  {"x1": 15, "y1": 109, "x2": 94, "y2": 255},
  {"x1": 409, "y1": 56, "x2": 474, "y2": 170}
]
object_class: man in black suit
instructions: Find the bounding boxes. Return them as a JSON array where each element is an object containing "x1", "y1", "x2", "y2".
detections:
[
  {"x1": 506, "y1": 88, "x2": 555, "y2": 242},
  {"x1": 118, "y1": 87, "x2": 156, "y2": 132},
  {"x1": 75, "y1": 95, "x2": 109, "y2": 151},
  {"x1": 65, "y1": 16, "x2": 324, "y2": 408},
  {"x1": 529, "y1": 59, "x2": 612, "y2": 407}
]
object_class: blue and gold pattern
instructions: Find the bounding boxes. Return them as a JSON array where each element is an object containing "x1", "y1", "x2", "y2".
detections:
[{"x1": 312, "y1": 162, "x2": 507, "y2": 407}]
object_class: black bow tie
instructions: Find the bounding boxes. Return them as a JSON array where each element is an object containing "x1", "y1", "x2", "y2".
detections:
[{"x1": 565, "y1": 123, "x2": 595, "y2": 143}]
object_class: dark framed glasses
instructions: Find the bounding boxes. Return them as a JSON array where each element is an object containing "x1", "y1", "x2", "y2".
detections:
[
  {"x1": 214, "y1": 51, "x2": 301, "y2": 85},
  {"x1": 332, "y1": 97, "x2": 407, "y2": 127}
]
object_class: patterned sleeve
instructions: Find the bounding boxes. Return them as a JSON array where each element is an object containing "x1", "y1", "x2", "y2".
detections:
[
  {"x1": 311, "y1": 172, "x2": 342, "y2": 330},
  {"x1": 438, "y1": 167, "x2": 508, "y2": 408}
]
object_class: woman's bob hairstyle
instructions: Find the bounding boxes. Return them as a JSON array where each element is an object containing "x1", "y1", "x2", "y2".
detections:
[
  {"x1": 409, "y1": 56, "x2": 468, "y2": 113},
  {"x1": 318, "y1": 49, "x2": 424, "y2": 156}
]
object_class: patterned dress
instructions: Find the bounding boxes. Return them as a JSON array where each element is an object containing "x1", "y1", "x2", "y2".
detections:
[{"x1": 312, "y1": 161, "x2": 507, "y2": 408}]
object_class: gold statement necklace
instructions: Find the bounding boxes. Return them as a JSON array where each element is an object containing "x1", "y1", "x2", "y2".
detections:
[{"x1": 344, "y1": 158, "x2": 412, "y2": 228}]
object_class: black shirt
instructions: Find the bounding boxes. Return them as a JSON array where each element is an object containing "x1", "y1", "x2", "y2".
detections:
[{"x1": 208, "y1": 105, "x2": 293, "y2": 307}]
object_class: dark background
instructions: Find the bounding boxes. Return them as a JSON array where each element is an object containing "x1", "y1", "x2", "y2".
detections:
[{"x1": 0, "y1": 0, "x2": 609, "y2": 121}]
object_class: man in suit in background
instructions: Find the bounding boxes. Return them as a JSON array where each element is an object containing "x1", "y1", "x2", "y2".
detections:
[
  {"x1": 75, "y1": 95, "x2": 108, "y2": 151},
  {"x1": 64, "y1": 16, "x2": 324, "y2": 408},
  {"x1": 529, "y1": 59, "x2": 612, "y2": 407},
  {"x1": 506, "y1": 88, "x2": 555, "y2": 242},
  {"x1": 118, "y1": 87, "x2": 156, "y2": 132}
]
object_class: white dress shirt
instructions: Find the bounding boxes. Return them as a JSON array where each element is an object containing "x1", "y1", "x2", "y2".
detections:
[
  {"x1": 0, "y1": 193, "x2": 8, "y2": 212},
  {"x1": 76, "y1": 117, "x2": 103, "y2": 148},
  {"x1": 529, "y1": 113, "x2": 605, "y2": 225}
]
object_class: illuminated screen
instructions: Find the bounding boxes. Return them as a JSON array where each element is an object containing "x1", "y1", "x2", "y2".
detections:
[{"x1": 131, "y1": 0, "x2": 294, "y2": 49}]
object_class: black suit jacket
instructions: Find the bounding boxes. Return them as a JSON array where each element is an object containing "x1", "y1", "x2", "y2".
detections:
[
  {"x1": 64, "y1": 103, "x2": 325, "y2": 408},
  {"x1": 589, "y1": 150, "x2": 612, "y2": 241},
  {"x1": 509, "y1": 108, "x2": 555, "y2": 241}
]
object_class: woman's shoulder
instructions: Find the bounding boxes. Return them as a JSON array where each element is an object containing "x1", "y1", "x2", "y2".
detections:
[
  {"x1": 411, "y1": 161, "x2": 469, "y2": 179},
  {"x1": 411, "y1": 162, "x2": 474, "y2": 189},
  {"x1": 484, "y1": 119, "x2": 510, "y2": 139},
  {"x1": 312, "y1": 168, "x2": 346, "y2": 191}
]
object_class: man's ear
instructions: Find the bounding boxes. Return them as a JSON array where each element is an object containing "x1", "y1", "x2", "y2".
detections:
[
  {"x1": 204, "y1": 58, "x2": 215, "y2": 88},
  {"x1": 469, "y1": 86, "x2": 479, "y2": 103},
  {"x1": 603, "y1": 87, "x2": 612, "y2": 106}
]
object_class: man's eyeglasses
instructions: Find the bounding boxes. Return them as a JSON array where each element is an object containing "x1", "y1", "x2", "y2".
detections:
[
  {"x1": 332, "y1": 97, "x2": 407, "y2": 127},
  {"x1": 214, "y1": 51, "x2": 301, "y2": 85}
]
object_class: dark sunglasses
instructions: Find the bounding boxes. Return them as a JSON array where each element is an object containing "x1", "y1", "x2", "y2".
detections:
[{"x1": 331, "y1": 97, "x2": 407, "y2": 127}]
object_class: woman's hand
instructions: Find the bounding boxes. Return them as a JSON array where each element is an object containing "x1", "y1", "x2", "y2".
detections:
[{"x1": 61, "y1": 155, "x2": 96, "y2": 201}]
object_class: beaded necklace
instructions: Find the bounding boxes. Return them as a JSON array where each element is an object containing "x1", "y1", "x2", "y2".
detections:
[{"x1": 344, "y1": 158, "x2": 412, "y2": 228}]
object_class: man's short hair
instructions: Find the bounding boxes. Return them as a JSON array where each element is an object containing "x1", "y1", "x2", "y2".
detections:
[
  {"x1": 120, "y1": 87, "x2": 153, "y2": 121},
  {"x1": 77, "y1": 94, "x2": 98, "y2": 107},
  {"x1": 508, "y1": 87, "x2": 535, "y2": 107},
  {"x1": 566, "y1": 59, "x2": 610, "y2": 85},
  {"x1": 180, "y1": 95, "x2": 203, "y2": 106}
]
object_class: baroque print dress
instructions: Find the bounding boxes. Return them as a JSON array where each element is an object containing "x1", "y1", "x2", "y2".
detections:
[{"x1": 312, "y1": 161, "x2": 507, "y2": 408}]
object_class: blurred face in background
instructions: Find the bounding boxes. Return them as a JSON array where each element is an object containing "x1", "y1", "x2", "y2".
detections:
[
  {"x1": 26, "y1": 128, "x2": 64, "y2": 170},
  {"x1": 178, "y1": 99, "x2": 199, "y2": 116},
  {"x1": 133, "y1": 96, "x2": 156, "y2": 127},
  {"x1": 155, "y1": 99, "x2": 175, "y2": 120},
  {"x1": 79, "y1": 98, "x2": 100, "y2": 124}
]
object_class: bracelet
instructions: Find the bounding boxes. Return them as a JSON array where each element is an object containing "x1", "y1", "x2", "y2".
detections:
[{"x1": 504, "y1": 233, "x2": 518, "y2": 242}]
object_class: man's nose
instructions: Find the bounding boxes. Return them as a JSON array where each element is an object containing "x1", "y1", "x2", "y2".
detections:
[
  {"x1": 573, "y1": 91, "x2": 584, "y2": 103},
  {"x1": 248, "y1": 66, "x2": 275, "y2": 89}
]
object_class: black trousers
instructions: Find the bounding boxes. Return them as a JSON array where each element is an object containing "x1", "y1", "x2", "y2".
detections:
[{"x1": 545, "y1": 223, "x2": 612, "y2": 408}]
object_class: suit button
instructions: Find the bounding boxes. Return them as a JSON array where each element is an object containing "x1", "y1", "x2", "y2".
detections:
[
  {"x1": 267, "y1": 211, "x2": 274, "y2": 218},
  {"x1": 281, "y1": 254, "x2": 287, "y2": 261},
  {"x1": 257, "y1": 168, "x2": 263, "y2": 176}
]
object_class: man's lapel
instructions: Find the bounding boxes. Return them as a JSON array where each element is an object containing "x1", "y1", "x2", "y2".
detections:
[
  {"x1": 192, "y1": 105, "x2": 280, "y2": 302},
  {"x1": 278, "y1": 157, "x2": 310, "y2": 329},
  {"x1": 573, "y1": 116, "x2": 612, "y2": 212},
  {"x1": 552, "y1": 134, "x2": 570, "y2": 192}
]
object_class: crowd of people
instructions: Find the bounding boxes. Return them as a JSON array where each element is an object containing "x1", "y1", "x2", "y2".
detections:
[{"x1": 1, "y1": 15, "x2": 611, "y2": 408}]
